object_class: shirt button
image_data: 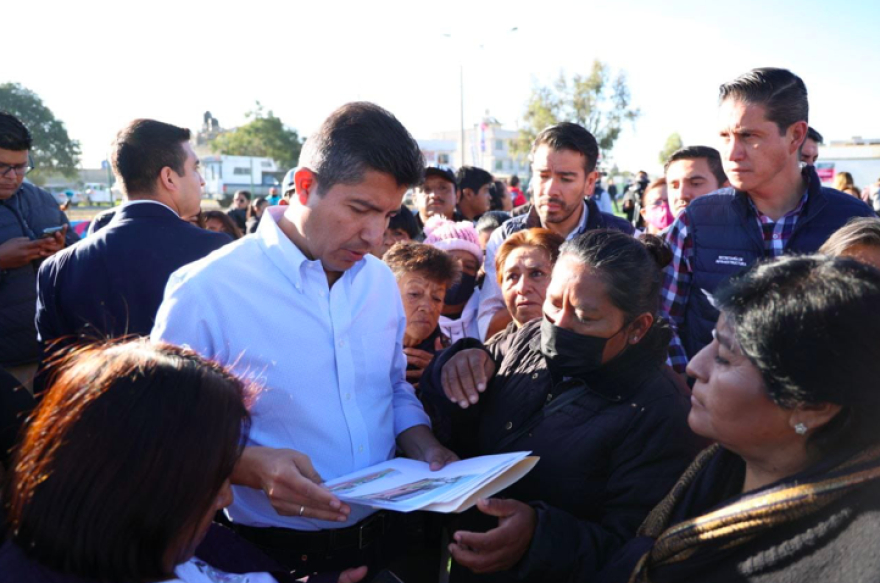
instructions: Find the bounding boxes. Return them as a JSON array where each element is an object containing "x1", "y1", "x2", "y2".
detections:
[
  {"x1": 338, "y1": 339, "x2": 345, "y2": 347},
  {"x1": 345, "y1": 393, "x2": 351, "y2": 400},
  {"x1": 505, "y1": 421, "x2": 513, "y2": 431},
  {"x1": 531, "y1": 372, "x2": 539, "y2": 380},
  {"x1": 773, "y1": 234, "x2": 780, "y2": 240},
  {"x1": 546, "y1": 394, "x2": 553, "y2": 403},
  {"x1": 358, "y1": 445, "x2": 364, "y2": 453}
]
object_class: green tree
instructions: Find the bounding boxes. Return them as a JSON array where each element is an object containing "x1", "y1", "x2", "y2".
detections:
[
  {"x1": 512, "y1": 60, "x2": 640, "y2": 164},
  {"x1": 211, "y1": 103, "x2": 302, "y2": 170},
  {"x1": 0, "y1": 83, "x2": 81, "y2": 185},
  {"x1": 659, "y1": 132, "x2": 684, "y2": 165}
]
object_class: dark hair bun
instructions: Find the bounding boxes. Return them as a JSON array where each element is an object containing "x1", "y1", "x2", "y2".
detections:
[{"x1": 638, "y1": 234, "x2": 673, "y2": 269}]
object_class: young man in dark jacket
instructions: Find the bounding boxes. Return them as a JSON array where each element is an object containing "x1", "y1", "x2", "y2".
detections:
[
  {"x1": 477, "y1": 122, "x2": 634, "y2": 340},
  {"x1": 0, "y1": 112, "x2": 78, "y2": 390},
  {"x1": 35, "y1": 119, "x2": 230, "y2": 350},
  {"x1": 660, "y1": 68, "x2": 874, "y2": 374}
]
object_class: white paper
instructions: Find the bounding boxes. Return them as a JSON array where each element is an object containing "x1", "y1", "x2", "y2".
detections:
[{"x1": 323, "y1": 452, "x2": 537, "y2": 513}]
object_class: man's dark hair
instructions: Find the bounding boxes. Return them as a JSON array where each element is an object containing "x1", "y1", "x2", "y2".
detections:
[
  {"x1": 111, "y1": 119, "x2": 191, "y2": 195},
  {"x1": 807, "y1": 126, "x2": 824, "y2": 145},
  {"x1": 715, "y1": 255, "x2": 880, "y2": 457},
  {"x1": 0, "y1": 111, "x2": 33, "y2": 151},
  {"x1": 299, "y1": 102, "x2": 424, "y2": 196},
  {"x1": 531, "y1": 122, "x2": 600, "y2": 174},
  {"x1": 509, "y1": 175, "x2": 520, "y2": 188},
  {"x1": 664, "y1": 145, "x2": 728, "y2": 186},
  {"x1": 5, "y1": 339, "x2": 251, "y2": 581},
  {"x1": 457, "y1": 166, "x2": 493, "y2": 194},
  {"x1": 476, "y1": 210, "x2": 511, "y2": 234},
  {"x1": 718, "y1": 67, "x2": 808, "y2": 134},
  {"x1": 388, "y1": 204, "x2": 421, "y2": 240},
  {"x1": 234, "y1": 189, "x2": 252, "y2": 201},
  {"x1": 489, "y1": 181, "x2": 507, "y2": 211}
]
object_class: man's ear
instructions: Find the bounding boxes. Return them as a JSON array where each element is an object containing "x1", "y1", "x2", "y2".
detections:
[
  {"x1": 584, "y1": 170, "x2": 599, "y2": 197},
  {"x1": 463, "y1": 188, "x2": 475, "y2": 200},
  {"x1": 158, "y1": 166, "x2": 177, "y2": 193},
  {"x1": 294, "y1": 168, "x2": 316, "y2": 206},
  {"x1": 789, "y1": 121, "x2": 808, "y2": 155}
]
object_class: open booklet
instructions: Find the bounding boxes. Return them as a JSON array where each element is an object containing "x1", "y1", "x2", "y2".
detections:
[{"x1": 323, "y1": 451, "x2": 539, "y2": 514}]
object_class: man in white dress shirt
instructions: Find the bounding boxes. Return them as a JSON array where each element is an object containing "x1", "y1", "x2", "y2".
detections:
[{"x1": 152, "y1": 102, "x2": 456, "y2": 578}]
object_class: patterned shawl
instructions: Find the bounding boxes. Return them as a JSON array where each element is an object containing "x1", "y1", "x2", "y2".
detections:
[{"x1": 627, "y1": 444, "x2": 880, "y2": 583}]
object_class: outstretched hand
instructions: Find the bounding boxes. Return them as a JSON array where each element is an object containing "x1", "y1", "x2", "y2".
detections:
[
  {"x1": 397, "y1": 424, "x2": 459, "y2": 471},
  {"x1": 449, "y1": 498, "x2": 537, "y2": 574},
  {"x1": 441, "y1": 348, "x2": 496, "y2": 409}
]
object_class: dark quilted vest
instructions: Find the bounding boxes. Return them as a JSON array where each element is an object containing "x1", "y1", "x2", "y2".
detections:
[{"x1": 681, "y1": 166, "x2": 875, "y2": 360}]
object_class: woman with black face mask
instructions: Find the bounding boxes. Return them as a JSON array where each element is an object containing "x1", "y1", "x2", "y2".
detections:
[{"x1": 420, "y1": 230, "x2": 703, "y2": 583}]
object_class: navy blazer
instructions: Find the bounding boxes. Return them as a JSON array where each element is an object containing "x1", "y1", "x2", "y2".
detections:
[{"x1": 36, "y1": 203, "x2": 231, "y2": 346}]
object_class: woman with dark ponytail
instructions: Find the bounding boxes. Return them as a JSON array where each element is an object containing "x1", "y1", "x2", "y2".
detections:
[{"x1": 421, "y1": 230, "x2": 702, "y2": 583}]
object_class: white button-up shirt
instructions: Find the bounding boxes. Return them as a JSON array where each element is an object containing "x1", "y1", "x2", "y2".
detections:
[{"x1": 152, "y1": 207, "x2": 430, "y2": 530}]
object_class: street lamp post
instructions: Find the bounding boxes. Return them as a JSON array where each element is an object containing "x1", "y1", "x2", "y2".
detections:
[{"x1": 443, "y1": 27, "x2": 518, "y2": 168}]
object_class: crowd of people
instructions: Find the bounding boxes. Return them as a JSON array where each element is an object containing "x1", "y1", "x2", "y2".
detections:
[{"x1": 1, "y1": 66, "x2": 880, "y2": 583}]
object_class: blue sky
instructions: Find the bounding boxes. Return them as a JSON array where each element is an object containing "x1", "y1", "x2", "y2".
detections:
[{"x1": 5, "y1": 0, "x2": 879, "y2": 174}]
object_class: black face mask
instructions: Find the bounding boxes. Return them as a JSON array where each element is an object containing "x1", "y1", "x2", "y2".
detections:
[
  {"x1": 539, "y1": 317, "x2": 627, "y2": 379},
  {"x1": 445, "y1": 273, "x2": 477, "y2": 306}
]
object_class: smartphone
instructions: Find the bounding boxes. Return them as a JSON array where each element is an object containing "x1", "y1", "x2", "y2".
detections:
[{"x1": 41, "y1": 225, "x2": 64, "y2": 238}]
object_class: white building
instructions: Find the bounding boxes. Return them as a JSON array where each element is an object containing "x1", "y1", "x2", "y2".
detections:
[
  {"x1": 426, "y1": 118, "x2": 531, "y2": 180},
  {"x1": 201, "y1": 155, "x2": 283, "y2": 199},
  {"x1": 817, "y1": 138, "x2": 880, "y2": 188},
  {"x1": 417, "y1": 139, "x2": 457, "y2": 168}
]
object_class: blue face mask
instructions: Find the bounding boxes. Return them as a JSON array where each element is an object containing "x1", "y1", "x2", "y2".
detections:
[{"x1": 444, "y1": 273, "x2": 477, "y2": 306}]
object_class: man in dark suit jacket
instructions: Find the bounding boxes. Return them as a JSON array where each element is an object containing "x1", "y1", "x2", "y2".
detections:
[{"x1": 35, "y1": 119, "x2": 230, "y2": 348}]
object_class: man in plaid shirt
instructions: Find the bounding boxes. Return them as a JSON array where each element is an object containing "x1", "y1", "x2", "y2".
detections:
[{"x1": 661, "y1": 68, "x2": 874, "y2": 373}]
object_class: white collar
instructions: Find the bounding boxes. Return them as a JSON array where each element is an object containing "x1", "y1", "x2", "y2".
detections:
[{"x1": 121, "y1": 199, "x2": 180, "y2": 217}]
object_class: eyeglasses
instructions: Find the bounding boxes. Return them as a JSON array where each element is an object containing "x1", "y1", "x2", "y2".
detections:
[{"x1": 0, "y1": 162, "x2": 33, "y2": 178}]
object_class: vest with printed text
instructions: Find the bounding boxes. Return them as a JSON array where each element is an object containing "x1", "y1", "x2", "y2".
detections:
[{"x1": 680, "y1": 165, "x2": 875, "y2": 360}]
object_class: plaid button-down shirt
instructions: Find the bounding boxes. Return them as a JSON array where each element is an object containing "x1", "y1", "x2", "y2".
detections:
[{"x1": 660, "y1": 191, "x2": 809, "y2": 372}]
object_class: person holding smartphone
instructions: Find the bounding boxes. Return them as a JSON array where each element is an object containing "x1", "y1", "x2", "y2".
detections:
[{"x1": 0, "y1": 112, "x2": 77, "y2": 391}]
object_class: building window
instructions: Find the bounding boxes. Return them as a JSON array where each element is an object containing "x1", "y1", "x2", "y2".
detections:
[
  {"x1": 438, "y1": 153, "x2": 450, "y2": 164},
  {"x1": 495, "y1": 139, "x2": 503, "y2": 151},
  {"x1": 233, "y1": 167, "x2": 250, "y2": 176},
  {"x1": 494, "y1": 160, "x2": 503, "y2": 171}
]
